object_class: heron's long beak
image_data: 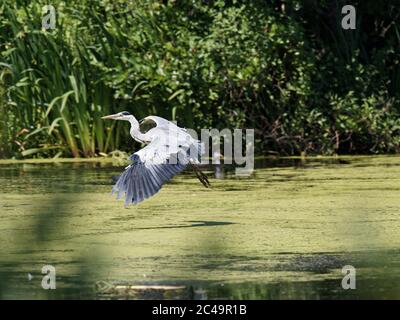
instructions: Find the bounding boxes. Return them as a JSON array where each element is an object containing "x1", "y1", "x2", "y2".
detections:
[{"x1": 101, "y1": 114, "x2": 119, "y2": 120}]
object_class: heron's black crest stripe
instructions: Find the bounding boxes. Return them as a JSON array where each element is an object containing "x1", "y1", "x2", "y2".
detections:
[{"x1": 121, "y1": 111, "x2": 131, "y2": 116}]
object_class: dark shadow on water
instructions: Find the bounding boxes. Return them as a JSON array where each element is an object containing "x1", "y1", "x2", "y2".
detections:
[
  {"x1": 200, "y1": 277, "x2": 400, "y2": 300},
  {"x1": 131, "y1": 220, "x2": 235, "y2": 230},
  {"x1": 96, "y1": 249, "x2": 400, "y2": 299}
]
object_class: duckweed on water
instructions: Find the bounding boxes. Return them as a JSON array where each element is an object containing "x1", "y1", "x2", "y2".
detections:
[{"x1": 0, "y1": 156, "x2": 399, "y2": 299}]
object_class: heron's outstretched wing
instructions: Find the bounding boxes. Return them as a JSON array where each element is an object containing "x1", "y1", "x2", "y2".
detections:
[
  {"x1": 112, "y1": 136, "x2": 199, "y2": 206},
  {"x1": 141, "y1": 116, "x2": 183, "y2": 131}
]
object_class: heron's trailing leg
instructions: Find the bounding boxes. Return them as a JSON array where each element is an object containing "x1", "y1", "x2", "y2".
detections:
[{"x1": 190, "y1": 162, "x2": 210, "y2": 188}]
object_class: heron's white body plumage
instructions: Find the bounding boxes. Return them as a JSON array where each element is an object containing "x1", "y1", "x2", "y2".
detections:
[{"x1": 104, "y1": 112, "x2": 208, "y2": 206}]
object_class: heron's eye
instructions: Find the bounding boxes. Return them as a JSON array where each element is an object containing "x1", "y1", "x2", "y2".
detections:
[{"x1": 121, "y1": 111, "x2": 131, "y2": 116}]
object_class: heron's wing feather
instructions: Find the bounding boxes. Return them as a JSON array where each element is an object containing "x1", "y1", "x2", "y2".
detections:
[
  {"x1": 141, "y1": 116, "x2": 181, "y2": 130},
  {"x1": 113, "y1": 117, "x2": 206, "y2": 205},
  {"x1": 112, "y1": 137, "x2": 190, "y2": 206}
]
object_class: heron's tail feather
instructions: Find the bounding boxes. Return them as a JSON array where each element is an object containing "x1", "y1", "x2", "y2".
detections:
[{"x1": 190, "y1": 162, "x2": 210, "y2": 188}]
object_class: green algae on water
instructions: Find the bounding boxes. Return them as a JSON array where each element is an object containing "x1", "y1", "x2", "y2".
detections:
[{"x1": 0, "y1": 156, "x2": 400, "y2": 299}]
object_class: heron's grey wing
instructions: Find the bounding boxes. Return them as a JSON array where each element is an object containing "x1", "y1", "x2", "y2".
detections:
[
  {"x1": 141, "y1": 116, "x2": 204, "y2": 164},
  {"x1": 112, "y1": 139, "x2": 189, "y2": 206},
  {"x1": 141, "y1": 115, "x2": 187, "y2": 132}
]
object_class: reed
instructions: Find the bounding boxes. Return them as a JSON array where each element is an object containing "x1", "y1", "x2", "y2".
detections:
[{"x1": 0, "y1": 1, "x2": 127, "y2": 157}]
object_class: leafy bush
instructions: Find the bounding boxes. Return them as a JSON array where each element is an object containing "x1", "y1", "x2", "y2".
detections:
[{"x1": 0, "y1": 0, "x2": 399, "y2": 158}]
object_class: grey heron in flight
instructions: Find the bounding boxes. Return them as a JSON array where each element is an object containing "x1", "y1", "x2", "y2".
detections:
[{"x1": 102, "y1": 111, "x2": 210, "y2": 206}]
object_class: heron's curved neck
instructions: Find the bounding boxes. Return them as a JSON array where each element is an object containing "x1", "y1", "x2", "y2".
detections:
[{"x1": 128, "y1": 116, "x2": 148, "y2": 143}]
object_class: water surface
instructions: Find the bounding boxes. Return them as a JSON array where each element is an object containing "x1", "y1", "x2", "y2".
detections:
[{"x1": 0, "y1": 156, "x2": 399, "y2": 299}]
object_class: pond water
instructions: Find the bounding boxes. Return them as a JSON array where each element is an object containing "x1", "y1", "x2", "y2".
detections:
[{"x1": 0, "y1": 156, "x2": 399, "y2": 299}]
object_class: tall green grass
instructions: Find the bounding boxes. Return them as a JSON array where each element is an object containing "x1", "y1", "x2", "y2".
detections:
[
  {"x1": 0, "y1": 2, "x2": 127, "y2": 158},
  {"x1": 0, "y1": 74, "x2": 9, "y2": 158}
]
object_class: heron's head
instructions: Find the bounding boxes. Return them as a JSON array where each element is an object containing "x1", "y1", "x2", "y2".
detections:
[{"x1": 101, "y1": 111, "x2": 132, "y2": 121}]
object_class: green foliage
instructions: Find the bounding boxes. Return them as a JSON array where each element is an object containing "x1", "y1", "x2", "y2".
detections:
[
  {"x1": 0, "y1": 0, "x2": 399, "y2": 158},
  {"x1": 0, "y1": 75, "x2": 9, "y2": 158}
]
